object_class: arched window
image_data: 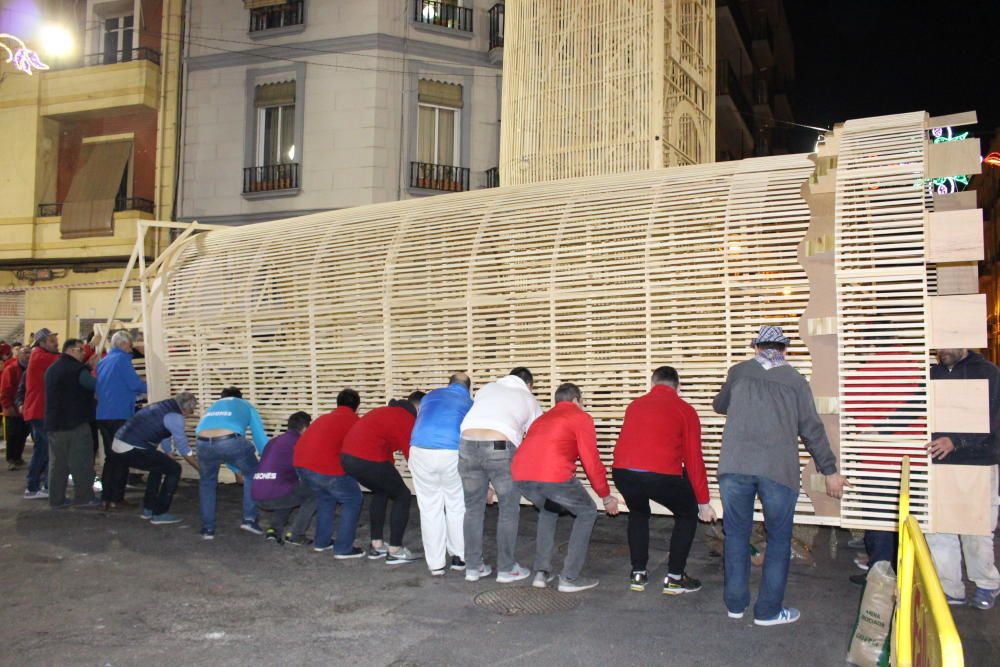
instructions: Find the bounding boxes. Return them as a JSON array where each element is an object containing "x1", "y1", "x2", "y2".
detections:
[{"x1": 678, "y1": 114, "x2": 702, "y2": 164}]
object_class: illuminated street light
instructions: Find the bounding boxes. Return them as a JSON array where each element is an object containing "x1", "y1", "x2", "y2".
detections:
[{"x1": 39, "y1": 25, "x2": 73, "y2": 57}]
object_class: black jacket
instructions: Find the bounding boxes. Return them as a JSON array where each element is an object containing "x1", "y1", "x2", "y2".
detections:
[
  {"x1": 930, "y1": 351, "x2": 1000, "y2": 466},
  {"x1": 44, "y1": 355, "x2": 96, "y2": 431}
]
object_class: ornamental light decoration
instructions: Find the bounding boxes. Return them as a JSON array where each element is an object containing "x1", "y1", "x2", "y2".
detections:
[{"x1": 0, "y1": 34, "x2": 49, "y2": 75}]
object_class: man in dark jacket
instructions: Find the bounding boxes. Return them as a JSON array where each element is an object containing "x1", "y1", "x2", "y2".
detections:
[
  {"x1": 925, "y1": 348, "x2": 1000, "y2": 610},
  {"x1": 45, "y1": 339, "x2": 99, "y2": 508},
  {"x1": 713, "y1": 325, "x2": 848, "y2": 626}
]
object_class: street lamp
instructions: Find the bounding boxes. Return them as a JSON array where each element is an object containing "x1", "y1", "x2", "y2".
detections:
[{"x1": 39, "y1": 24, "x2": 73, "y2": 58}]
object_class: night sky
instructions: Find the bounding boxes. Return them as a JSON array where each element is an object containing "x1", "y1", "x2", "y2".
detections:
[{"x1": 783, "y1": 0, "x2": 1000, "y2": 152}]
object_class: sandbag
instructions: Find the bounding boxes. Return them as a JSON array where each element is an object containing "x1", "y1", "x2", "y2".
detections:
[{"x1": 847, "y1": 560, "x2": 896, "y2": 667}]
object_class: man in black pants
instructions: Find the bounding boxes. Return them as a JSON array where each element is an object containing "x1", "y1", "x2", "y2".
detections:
[
  {"x1": 340, "y1": 392, "x2": 425, "y2": 564},
  {"x1": 611, "y1": 366, "x2": 716, "y2": 594},
  {"x1": 107, "y1": 392, "x2": 200, "y2": 523}
]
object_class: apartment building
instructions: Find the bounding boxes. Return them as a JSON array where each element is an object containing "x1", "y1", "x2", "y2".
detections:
[
  {"x1": 0, "y1": 0, "x2": 182, "y2": 342},
  {"x1": 715, "y1": 0, "x2": 795, "y2": 161},
  {"x1": 178, "y1": 0, "x2": 506, "y2": 224}
]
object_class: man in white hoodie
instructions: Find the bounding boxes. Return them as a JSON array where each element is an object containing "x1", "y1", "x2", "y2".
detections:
[{"x1": 459, "y1": 367, "x2": 543, "y2": 583}]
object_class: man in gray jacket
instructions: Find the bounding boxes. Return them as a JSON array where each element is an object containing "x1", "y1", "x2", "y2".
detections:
[{"x1": 713, "y1": 325, "x2": 848, "y2": 626}]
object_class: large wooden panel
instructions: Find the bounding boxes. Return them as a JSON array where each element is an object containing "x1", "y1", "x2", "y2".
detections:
[
  {"x1": 931, "y1": 464, "x2": 994, "y2": 536},
  {"x1": 929, "y1": 379, "x2": 990, "y2": 434},
  {"x1": 928, "y1": 294, "x2": 988, "y2": 349},
  {"x1": 926, "y1": 209, "x2": 984, "y2": 263}
]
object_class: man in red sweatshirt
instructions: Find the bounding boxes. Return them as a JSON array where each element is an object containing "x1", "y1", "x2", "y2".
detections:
[
  {"x1": 511, "y1": 382, "x2": 620, "y2": 593},
  {"x1": 340, "y1": 391, "x2": 424, "y2": 565},
  {"x1": 1, "y1": 345, "x2": 29, "y2": 469},
  {"x1": 612, "y1": 365, "x2": 715, "y2": 595},
  {"x1": 21, "y1": 329, "x2": 61, "y2": 498}
]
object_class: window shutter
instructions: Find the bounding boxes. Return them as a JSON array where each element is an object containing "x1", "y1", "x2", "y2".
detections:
[
  {"x1": 418, "y1": 80, "x2": 463, "y2": 109},
  {"x1": 255, "y1": 81, "x2": 296, "y2": 107}
]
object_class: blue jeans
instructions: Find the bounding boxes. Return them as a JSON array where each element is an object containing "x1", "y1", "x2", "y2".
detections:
[
  {"x1": 865, "y1": 530, "x2": 898, "y2": 567},
  {"x1": 297, "y1": 467, "x2": 362, "y2": 554},
  {"x1": 720, "y1": 473, "x2": 798, "y2": 620},
  {"x1": 25, "y1": 419, "x2": 49, "y2": 492},
  {"x1": 196, "y1": 435, "x2": 259, "y2": 533}
]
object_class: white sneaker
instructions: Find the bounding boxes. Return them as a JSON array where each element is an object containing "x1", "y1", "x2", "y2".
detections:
[
  {"x1": 465, "y1": 564, "x2": 493, "y2": 582},
  {"x1": 727, "y1": 608, "x2": 746, "y2": 619},
  {"x1": 557, "y1": 576, "x2": 599, "y2": 593},
  {"x1": 497, "y1": 563, "x2": 531, "y2": 583},
  {"x1": 23, "y1": 489, "x2": 48, "y2": 499},
  {"x1": 532, "y1": 571, "x2": 554, "y2": 589}
]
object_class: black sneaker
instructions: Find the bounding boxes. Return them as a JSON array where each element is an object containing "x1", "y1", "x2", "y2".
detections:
[
  {"x1": 630, "y1": 570, "x2": 648, "y2": 592},
  {"x1": 334, "y1": 547, "x2": 365, "y2": 560},
  {"x1": 849, "y1": 573, "x2": 867, "y2": 586},
  {"x1": 663, "y1": 573, "x2": 702, "y2": 595},
  {"x1": 265, "y1": 528, "x2": 282, "y2": 544},
  {"x1": 284, "y1": 533, "x2": 312, "y2": 546},
  {"x1": 450, "y1": 556, "x2": 466, "y2": 571}
]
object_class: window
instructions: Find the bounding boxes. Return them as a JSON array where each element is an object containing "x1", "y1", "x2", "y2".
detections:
[
  {"x1": 417, "y1": 80, "x2": 463, "y2": 166},
  {"x1": 255, "y1": 81, "x2": 296, "y2": 166},
  {"x1": 102, "y1": 14, "x2": 134, "y2": 64},
  {"x1": 249, "y1": 0, "x2": 305, "y2": 33},
  {"x1": 415, "y1": 0, "x2": 473, "y2": 33}
]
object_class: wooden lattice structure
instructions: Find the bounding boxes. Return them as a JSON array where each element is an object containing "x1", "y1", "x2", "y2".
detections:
[
  {"x1": 499, "y1": 0, "x2": 715, "y2": 185},
  {"x1": 143, "y1": 111, "x2": 986, "y2": 528}
]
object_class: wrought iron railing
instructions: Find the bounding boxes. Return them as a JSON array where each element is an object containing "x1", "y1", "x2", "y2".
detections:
[
  {"x1": 415, "y1": 0, "x2": 473, "y2": 33},
  {"x1": 249, "y1": 0, "x2": 305, "y2": 32},
  {"x1": 243, "y1": 163, "x2": 300, "y2": 194},
  {"x1": 38, "y1": 196, "x2": 154, "y2": 217},
  {"x1": 410, "y1": 162, "x2": 470, "y2": 192},
  {"x1": 81, "y1": 47, "x2": 161, "y2": 67},
  {"x1": 485, "y1": 167, "x2": 499, "y2": 188},
  {"x1": 488, "y1": 4, "x2": 504, "y2": 49}
]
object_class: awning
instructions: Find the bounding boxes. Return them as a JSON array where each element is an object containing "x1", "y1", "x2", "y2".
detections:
[
  {"x1": 60, "y1": 140, "x2": 132, "y2": 239},
  {"x1": 418, "y1": 79, "x2": 464, "y2": 109},
  {"x1": 244, "y1": 0, "x2": 289, "y2": 9},
  {"x1": 254, "y1": 80, "x2": 295, "y2": 107}
]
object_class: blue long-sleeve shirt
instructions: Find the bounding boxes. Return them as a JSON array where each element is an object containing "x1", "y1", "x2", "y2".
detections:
[
  {"x1": 196, "y1": 397, "x2": 269, "y2": 453},
  {"x1": 96, "y1": 347, "x2": 147, "y2": 420},
  {"x1": 411, "y1": 382, "x2": 473, "y2": 450}
]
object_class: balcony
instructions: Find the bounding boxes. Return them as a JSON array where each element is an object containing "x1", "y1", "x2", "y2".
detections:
[
  {"x1": 752, "y1": 17, "x2": 774, "y2": 65},
  {"x1": 410, "y1": 162, "x2": 470, "y2": 192},
  {"x1": 485, "y1": 167, "x2": 500, "y2": 188},
  {"x1": 249, "y1": 0, "x2": 305, "y2": 35},
  {"x1": 489, "y1": 4, "x2": 505, "y2": 61},
  {"x1": 38, "y1": 50, "x2": 160, "y2": 118},
  {"x1": 38, "y1": 197, "x2": 154, "y2": 218},
  {"x1": 243, "y1": 163, "x2": 300, "y2": 195},
  {"x1": 414, "y1": 0, "x2": 474, "y2": 34},
  {"x1": 716, "y1": 60, "x2": 753, "y2": 133},
  {"x1": 716, "y1": 0, "x2": 751, "y2": 53}
]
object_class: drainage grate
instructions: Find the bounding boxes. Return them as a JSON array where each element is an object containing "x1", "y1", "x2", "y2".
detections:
[{"x1": 473, "y1": 587, "x2": 581, "y2": 616}]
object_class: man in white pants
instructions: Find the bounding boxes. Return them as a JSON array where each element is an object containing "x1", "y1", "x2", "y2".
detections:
[
  {"x1": 409, "y1": 373, "x2": 474, "y2": 575},
  {"x1": 925, "y1": 348, "x2": 1000, "y2": 610}
]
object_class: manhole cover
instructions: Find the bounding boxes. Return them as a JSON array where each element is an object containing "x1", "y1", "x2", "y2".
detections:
[{"x1": 473, "y1": 587, "x2": 581, "y2": 616}]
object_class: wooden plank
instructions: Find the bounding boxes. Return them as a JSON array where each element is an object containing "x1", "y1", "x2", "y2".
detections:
[
  {"x1": 931, "y1": 464, "x2": 993, "y2": 536},
  {"x1": 929, "y1": 379, "x2": 989, "y2": 434},
  {"x1": 926, "y1": 209, "x2": 984, "y2": 263},
  {"x1": 928, "y1": 294, "x2": 987, "y2": 349}
]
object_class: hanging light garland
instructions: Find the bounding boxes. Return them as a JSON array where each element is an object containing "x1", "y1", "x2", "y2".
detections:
[{"x1": 0, "y1": 33, "x2": 49, "y2": 75}]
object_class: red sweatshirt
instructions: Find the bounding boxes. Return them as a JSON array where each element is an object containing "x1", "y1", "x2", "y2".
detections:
[
  {"x1": 612, "y1": 385, "x2": 710, "y2": 504},
  {"x1": 22, "y1": 347, "x2": 60, "y2": 422},
  {"x1": 1, "y1": 358, "x2": 22, "y2": 416},
  {"x1": 292, "y1": 406, "x2": 359, "y2": 476},
  {"x1": 340, "y1": 404, "x2": 415, "y2": 463},
  {"x1": 511, "y1": 401, "x2": 611, "y2": 497}
]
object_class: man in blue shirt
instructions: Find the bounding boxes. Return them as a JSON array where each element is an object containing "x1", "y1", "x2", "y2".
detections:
[
  {"x1": 108, "y1": 392, "x2": 199, "y2": 523},
  {"x1": 96, "y1": 330, "x2": 147, "y2": 506},
  {"x1": 409, "y1": 372, "x2": 473, "y2": 575},
  {"x1": 195, "y1": 387, "x2": 270, "y2": 539}
]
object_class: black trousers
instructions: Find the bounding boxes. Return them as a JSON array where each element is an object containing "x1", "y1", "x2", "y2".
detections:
[
  {"x1": 97, "y1": 420, "x2": 127, "y2": 502},
  {"x1": 3, "y1": 415, "x2": 29, "y2": 462},
  {"x1": 115, "y1": 447, "x2": 181, "y2": 515},
  {"x1": 612, "y1": 468, "x2": 699, "y2": 574},
  {"x1": 341, "y1": 454, "x2": 411, "y2": 547},
  {"x1": 258, "y1": 481, "x2": 318, "y2": 537}
]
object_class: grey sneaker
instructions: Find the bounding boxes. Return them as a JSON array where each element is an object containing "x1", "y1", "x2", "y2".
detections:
[
  {"x1": 150, "y1": 513, "x2": 182, "y2": 525},
  {"x1": 971, "y1": 587, "x2": 1000, "y2": 610},
  {"x1": 532, "y1": 571, "x2": 555, "y2": 589},
  {"x1": 386, "y1": 547, "x2": 420, "y2": 565},
  {"x1": 557, "y1": 576, "x2": 599, "y2": 593},
  {"x1": 754, "y1": 607, "x2": 801, "y2": 626},
  {"x1": 367, "y1": 544, "x2": 388, "y2": 560},
  {"x1": 465, "y1": 564, "x2": 493, "y2": 582},
  {"x1": 140, "y1": 508, "x2": 154, "y2": 520},
  {"x1": 497, "y1": 563, "x2": 531, "y2": 583}
]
